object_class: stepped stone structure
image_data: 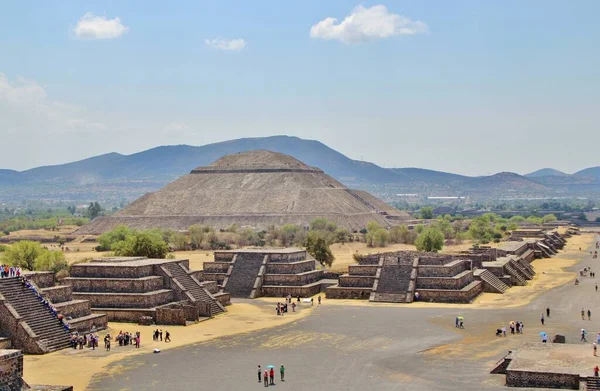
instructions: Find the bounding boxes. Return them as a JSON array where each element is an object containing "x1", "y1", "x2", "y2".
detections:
[
  {"x1": 65, "y1": 257, "x2": 229, "y2": 324},
  {"x1": 77, "y1": 150, "x2": 408, "y2": 234},
  {"x1": 0, "y1": 272, "x2": 106, "y2": 354},
  {"x1": 328, "y1": 229, "x2": 570, "y2": 304},
  {"x1": 202, "y1": 249, "x2": 333, "y2": 298},
  {"x1": 0, "y1": 349, "x2": 72, "y2": 391}
]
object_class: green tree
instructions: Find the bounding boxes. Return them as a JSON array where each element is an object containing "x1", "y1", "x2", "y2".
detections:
[
  {"x1": 1, "y1": 240, "x2": 44, "y2": 270},
  {"x1": 415, "y1": 227, "x2": 445, "y2": 252},
  {"x1": 188, "y1": 225, "x2": 205, "y2": 249},
  {"x1": 88, "y1": 202, "x2": 102, "y2": 219},
  {"x1": 98, "y1": 225, "x2": 133, "y2": 251},
  {"x1": 542, "y1": 214, "x2": 557, "y2": 223},
  {"x1": 372, "y1": 228, "x2": 390, "y2": 247},
  {"x1": 333, "y1": 228, "x2": 350, "y2": 244},
  {"x1": 419, "y1": 207, "x2": 433, "y2": 219},
  {"x1": 305, "y1": 232, "x2": 334, "y2": 267},
  {"x1": 35, "y1": 251, "x2": 68, "y2": 273},
  {"x1": 113, "y1": 231, "x2": 169, "y2": 259},
  {"x1": 169, "y1": 231, "x2": 189, "y2": 251}
]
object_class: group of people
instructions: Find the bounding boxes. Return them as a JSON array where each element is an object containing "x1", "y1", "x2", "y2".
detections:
[
  {"x1": 258, "y1": 365, "x2": 285, "y2": 387},
  {"x1": 69, "y1": 332, "x2": 101, "y2": 350},
  {"x1": 152, "y1": 329, "x2": 171, "y2": 342},
  {"x1": 0, "y1": 264, "x2": 21, "y2": 278},
  {"x1": 496, "y1": 321, "x2": 525, "y2": 337},
  {"x1": 581, "y1": 308, "x2": 592, "y2": 320},
  {"x1": 115, "y1": 331, "x2": 142, "y2": 348}
]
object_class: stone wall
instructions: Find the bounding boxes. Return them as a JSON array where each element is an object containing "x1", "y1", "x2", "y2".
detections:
[
  {"x1": 203, "y1": 262, "x2": 231, "y2": 273},
  {"x1": 325, "y1": 286, "x2": 371, "y2": 299},
  {"x1": 0, "y1": 300, "x2": 45, "y2": 354},
  {"x1": 505, "y1": 370, "x2": 579, "y2": 390},
  {"x1": 338, "y1": 275, "x2": 375, "y2": 287},
  {"x1": 265, "y1": 260, "x2": 316, "y2": 274},
  {"x1": 93, "y1": 308, "x2": 155, "y2": 323},
  {"x1": 268, "y1": 252, "x2": 307, "y2": 263},
  {"x1": 261, "y1": 283, "x2": 323, "y2": 297},
  {"x1": 56, "y1": 300, "x2": 91, "y2": 319},
  {"x1": 262, "y1": 270, "x2": 323, "y2": 286},
  {"x1": 202, "y1": 281, "x2": 219, "y2": 294},
  {"x1": 23, "y1": 271, "x2": 55, "y2": 288},
  {"x1": 155, "y1": 306, "x2": 186, "y2": 326},
  {"x1": 416, "y1": 271, "x2": 473, "y2": 290},
  {"x1": 416, "y1": 281, "x2": 482, "y2": 303},
  {"x1": 418, "y1": 261, "x2": 469, "y2": 277},
  {"x1": 69, "y1": 315, "x2": 105, "y2": 333},
  {"x1": 0, "y1": 350, "x2": 23, "y2": 390},
  {"x1": 348, "y1": 265, "x2": 378, "y2": 276},
  {"x1": 0, "y1": 338, "x2": 11, "y2": 349},
  {"x1": 72, "y1": 290, "x2": 174, "y2": 309},
  {"x1": 64, "y1": 276, "x2": 164, "y2": 293},
  {"x1": 70, "y1": 264, "x2": 155, "y2": 278},
  {"x1": 40, "y1": 285, "x2": 72, "y2": 303}
]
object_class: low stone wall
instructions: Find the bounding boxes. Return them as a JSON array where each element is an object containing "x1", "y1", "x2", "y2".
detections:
[
  {"x1": 201, "y1": 281, "x2": 219, "y2": 294},
  {"x1": 55, "y1": 300, "x2": 91, "y2": 318},
  {"x1": 416, "y1": 271, "x2": 474, "y2": 290},
  {"x1": 203, "y1": 262, "x2": 231, "y2": 273},
  {"x1": 416, "y1": 281, "x2": 482, "y2": 303},
  {"x1": 69, "y1": 314, "x2": 108, "y2": 332},
  {"x1": 41, "y1": 285, "x2": 72, "y2": 303},
  {"x1": 418, "y1": 261, "x2": 470, "y2": 277},
  {"x1": 0, "y1": 350, "x2": 24, "y2": 390},
  {"x1": 505, "y1": 370, "x2": 579, "y2": 390},
  {"x1": 73, "y1": 290, "x2": 174, "y2": 309},
  {"x1": 265, "y1": 260, "x2": 316, "y2": 274},
  {"x1": 156, "y1": 306, "x2": 186, "y2": 326},
  {"x1": 262, "y1": 270, "x2": 323, "y2": 286},
  {"x1": 268, "y1": 251, "x2": 307, "y2": 263},
  {"x1": 202, "y1": 273, "x2": 226, "y2": 285},
  {"x1": 93, "y1": 308, "x2": 155, "y2": 323},
  {"x1": 326, "y1": 286, "x2": 372, "y2": 299},
  {"x1": 338, "y1": 275, "x2": 375, "y2": 288},
  {"x1": 214, "y1": 292, "x2": 231, "y2": 306},
  {"x1": 70, "y1": 264, "x2": 155, "y2": 279},
  {"x1": 189, "y1": 270, "x2": 203, "y2": 281},
  {"x1": 261, "y1": 282, "x2": 323, "y2": 297},
  {"x1": 64, "y1": 276, "x2": 164, "y2": 293},
  {"x1": 348, "y1": 265, "x2": 378, "y2": 276},
  {"x1": 23, "y1": 271, "x2": 55, "y2": 288}
]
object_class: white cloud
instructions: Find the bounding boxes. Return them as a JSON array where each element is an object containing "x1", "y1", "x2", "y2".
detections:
[
  {"x1": 0, "y1": 72, "x2": 107, "y2": 136},
  {"x1": 310, "y1": 5, "x2": 428, "y2": 44},
  {"x1": 205, "y1": 37, "x2": 246, "y2": 51},
  {"x1": 73, "y1": 13, "x2": 128, "y2": 40}
]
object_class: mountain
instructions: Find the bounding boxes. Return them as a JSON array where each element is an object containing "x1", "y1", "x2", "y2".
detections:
[
  {"x1": 525, "y1": 168, "x2": 569, "y2": 178},
  {"x1": 0, "y1": 135, "x2": 598, "y2": 203}
]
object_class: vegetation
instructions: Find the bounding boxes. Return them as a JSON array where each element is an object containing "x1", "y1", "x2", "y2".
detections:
[
  {"x1": 415, "y1": 227, "x2": 445, "y2": 252},
  {"x1": 0, "y1": 240, "x2": 68, "y2": 273},
  {"x1": 305, "y1": 232, "x2": 334, "y2": 268},
  {"x1": 419, "y1": 206, "x2": 433, "y2": 219},
  {"x1": 112, "y1": 231, "x2": 169, "y2": 259}
]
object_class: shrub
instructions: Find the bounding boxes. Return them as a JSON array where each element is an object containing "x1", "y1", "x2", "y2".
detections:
[{"x1": 415, "y1": 227, "x2": 444, "y2": 252}]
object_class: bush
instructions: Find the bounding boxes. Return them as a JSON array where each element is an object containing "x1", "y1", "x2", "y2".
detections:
[
  {"x1": 35, "y1": 251, "x2": 68, "y2": 273},
  {"x1": 415, "y1": 227, "x2": 444, "y2": 252},
  {"x1": 113, "y1": 231, "x2": 169, "y2": 259},
  {"x1": 0, "y1": 240, "x2": 44, "y2": 270}
]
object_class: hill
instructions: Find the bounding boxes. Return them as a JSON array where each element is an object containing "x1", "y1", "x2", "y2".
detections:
[
  {"x1": 1, "y1": 135, "x2": 599, "y2": 203},
  {"x1": 525, "y1": 168, "x2": 569, "y2": 178}
]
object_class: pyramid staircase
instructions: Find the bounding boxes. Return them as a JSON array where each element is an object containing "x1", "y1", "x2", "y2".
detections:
[
  {"x1": 473, "y1": 269, "x2": 509, "y2": 294},
  {"x1": 504, "y1": 263, "x2": 528, "y2": 286},
  {"x1": 162, "y1": 262, "x2": 225, "y2": 316},
  {"x1": 223, "y1": 253, "x2": 266, "y2": 298},
  {"x1": 0, "y1": 278, "x2": 70, "y2": 353},
  {"x1": 587, "y1": 377, "x2": 600, "y2": 391},
  {"x1": 370, "y1": 263, "x2": 413, "y2": 303}
]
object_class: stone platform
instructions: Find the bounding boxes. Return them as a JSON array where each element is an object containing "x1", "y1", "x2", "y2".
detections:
[{"x1": 0, "y1": 349, "x2": 72, "y2": 390}]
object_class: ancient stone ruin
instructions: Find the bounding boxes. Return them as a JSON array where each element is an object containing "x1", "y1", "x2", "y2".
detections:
[
  {"x1": 0, "y1": 349, "x2": 72, "y2": 390},
  {"x1": 201, "y1": 249, "x2": 334, "y2": 298},
  {"x1": 65, "y1": 257, "x2": 230, "y2": 324},
  {"x1": 77, "y1": 150, "x2": 409, "y2": 234},
  {"x1": 0, "y1": 272, "x2": 106, "y2": 354}
]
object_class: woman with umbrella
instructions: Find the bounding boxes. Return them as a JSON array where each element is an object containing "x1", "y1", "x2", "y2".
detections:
[
  {"x1": 457, "y1": 316, "x2": 464, "y2": 329},
  {"x1": 540, "y1": 332, "x2": 547, "y2": 343}
]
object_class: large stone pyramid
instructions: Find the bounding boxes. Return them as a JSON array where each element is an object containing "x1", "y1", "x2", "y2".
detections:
[{"x1": 79, "y1": 150, "x2": 408, "y2": 233}]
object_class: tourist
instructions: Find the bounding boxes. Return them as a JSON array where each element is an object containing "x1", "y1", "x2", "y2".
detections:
[
  {"x1": 455, "y1": 317, "x2": 459, "y2": 328},
  {"x1": 165, "y1": 330, "x2": 171, "y2": 342},
  {"x1": 541, "y1": 333, "x2": 547, "y2": 343},
  {"x1": 459, "y1": 318, "x2": 464, "y2": 329},
  {"x1": 318, "y1": 295, "x2": 322, "y2": 305},
  {"x1": 594, "y1": 342, "x2": 598, "y2": 356},
  {"x1": 276, "y1": 303, "x2": 281, "y2": 316},
  {"x1": 509, "y1": 321, "x2": 515, "y2": 334},
  {"x1": 540, "y1": 314, "x2": 544, "y2": 326},
  {"x1": 291, "y1": 302, "x2": 296, "y2": 312},
  {"x1": 502, "y1": 325, "x2": 507, "y2": 337},
  {"x1": 311, "y1": 298, "x2": 314, "y2": 306},
  {"x1": 269, "y1": 367, "x2": 275, "y2": 385},
  {"x1": 595, "y1": 366, "x2": 599, "y2": 377},
  {"x1": 297, "y1": 296, "x2": 300, "y2": 302},
  {"x1": 546, "y1": 307, "x2": 550, "y2": 318},
  {"x1": 287, "y1": 294, "x2": 291, "y2": 303},
  {"x1": 159, "y1": 329, "x2": 163, "y2": 341},
  {"x1": 582, "y1": 329, "x2": 588, "y2": 342},
  {"x1": 105, "y1": 334, "x2": 111, "y2": 351},
  {"x1": 515, "y1": 321, "x2": 520, "y2": 334},
  {"x1": 280, "y1": 364, "x2": 285, "y2": 382},
  {"x1": 582, "y1": 308, "x2": 586, "y2": 320},
  {"x1": 258, "y1": 365, "x2": 262, "y2": 383},
  {"x1": 589, "y1": 309, "x2": 592, "y2": 320},
  {"x1": 264, "y1": 370, "x2": 269, "y2": 387},
  {"x1": 596, "y1": 283, "x2": 598, "y2": 292}
]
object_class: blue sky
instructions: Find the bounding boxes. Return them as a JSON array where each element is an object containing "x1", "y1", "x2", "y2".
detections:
[{"x1": 1, "y1": 1, "x2": 598, "y2": 175}]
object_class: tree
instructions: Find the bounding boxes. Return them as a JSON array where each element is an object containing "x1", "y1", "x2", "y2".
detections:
[
  {"x1": 415, "y1": 227, "x2": 444, "y2": 252},
  {"x1": 113, "y1": 231, "x2": 169, "y2": 259},
  {"x1": 542, "y1": 214, "x2": 557, "y2": 224},
  {"x1": 88, "y1": 202, "x2": 102, "y2": 219},
  {"x1": 98, "y1": 225, "x2": 133, "y2": 251},
  {"x1": 169, "y1": 231, "x2": 189, "y2": 251},
  {"x1": 1, "y1": 240, "x2": 44, "y2": 270},
  {"x1": 389, "y1": 225, "x2": 417, "y2": 244},
  {"x1": 35, "y1": 251, "x2": 68, "y2": 273},
  {"x1": 305, "y1": 232, "x2": 334, "y2": 267},
  {"x1": 334, "y1": 228, "x2": 350, "y2": 244},
  {"x1": 419, "y1": 207, "x2": 433, "y2": 219},
  {"x1": 372, "y1": 228, "x2": 390, "y2": 247}
]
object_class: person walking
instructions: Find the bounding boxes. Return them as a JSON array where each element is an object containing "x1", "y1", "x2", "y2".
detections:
[
  {"x1": 546, "y1": 307, "x2": 550, "y2": 318},
  {"x1": 311, "y1": 298, "x2": 314, "y2": 306},
  {"x1": 541, "y1": 314, "x2": 545, "y2": 326},
  {"x1": 165, "y1": 331, "x2": 171, "y2": 342},
  {"x1": 589, "y1": 309, "x2": 592, "y2": 320},
  {"x1": 502, "y1": 325, "x2": 507, "y2": 337},
  {"x1": 318, "y1": 295, "x2": 322, "y2": 305},
  {"x1": 595, "y1": 366, "x2": 599, "y2": 377},
  {"x1": 280, "y1": 364, "x2": 285, "y2": 382},
  {"x1": 596, "y1": 283, "x2": 598, "y2": 292},
  {"x1": 291, "y1": 302, "x2": 296, "y2": 312},
  {"x1": 258, "y1": 365, "x2": 262, "y2": 383},
  {"x1": 594, "y1": 342, "x2": 598, "y2": 356},
  {"x1": 269, "y1": 367, "x2": 275, "y2": 385},
  {"x1": 582, "y1": 308, "x2": 586, "y2": 320},
  {"x1": 582, "y1": 329, "x2": 588, "y2": 342},
  {"x1": 264, "y1": 370, "x2": 269, "y2": 387}
]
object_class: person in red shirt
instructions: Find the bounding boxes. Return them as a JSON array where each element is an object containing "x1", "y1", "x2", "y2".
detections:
[
  {"x1": 595, "y1": 366, "x2": 599, "y2": 377},
  {"x1": 269, "y1": 368, "x2": 275, "y2": 385}
]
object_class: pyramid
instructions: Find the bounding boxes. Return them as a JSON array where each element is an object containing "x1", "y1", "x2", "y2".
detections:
[{"x1": 78, "y1": 150, "x2": 408, "y2": 233}]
